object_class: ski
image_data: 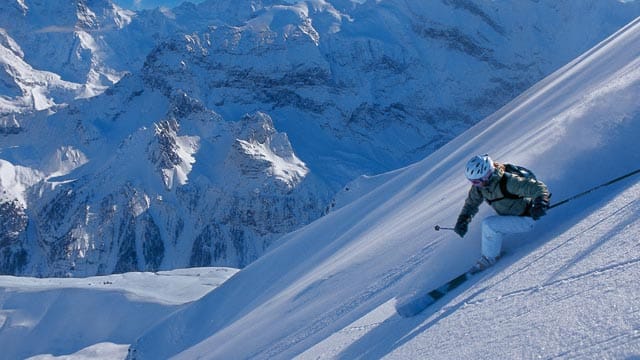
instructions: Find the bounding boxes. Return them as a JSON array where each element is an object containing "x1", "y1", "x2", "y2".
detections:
[{"x1": 395, "y1": 270, "x2": 477, "y2": 317}]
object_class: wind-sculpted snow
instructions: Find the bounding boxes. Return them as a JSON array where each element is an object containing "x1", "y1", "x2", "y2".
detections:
[{"x1": 0, "y1": 0, "x2": 639, "y2": 276}]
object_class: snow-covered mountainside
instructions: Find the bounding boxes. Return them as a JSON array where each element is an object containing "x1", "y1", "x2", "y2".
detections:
[
  {"x1": 1, "y1": 14, "x2": 638, "y2": 360},
  {"x1": 0, "y1": 0, "x2": 135, "y2": 112},
  {"x1": 126, "y1": 16, "x2": 640, "y2": 359},
  {"x1": 1, "y1": 0, "x2": 639, "y2": 276}
]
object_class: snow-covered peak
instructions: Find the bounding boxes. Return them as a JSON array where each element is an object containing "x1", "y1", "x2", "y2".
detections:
[
  {"x1": 0, "y1": 30, "x2": 83, "y2": 115},
  {"x1": 193, "y1": 0, "x2": 275, "y2": 25},
  {"x1": 232, "y1": 112, "x2": 309, "y2": 189},
  {"x1": 148, "y1": 118, "x2": 199, "y2": 190},
  {"x1": 0, "y1": 0, "x2": 155, "y2": 112}
]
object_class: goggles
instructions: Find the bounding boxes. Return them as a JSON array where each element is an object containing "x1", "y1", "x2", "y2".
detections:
[{"x1": 469, "y1": 172, "x2": 492, "y2": 187}]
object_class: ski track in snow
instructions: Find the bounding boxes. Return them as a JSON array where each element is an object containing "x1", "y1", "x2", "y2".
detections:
[
  {"x1": 305, "y1": 189, "x2": 640, "y2": 360},
  {"x1": 289, "y1": 188, "x2": 640, "y2": 360},
  {"x1": 258, "y1": 241, "x2": 442, "y2": 359},
  {"x1": 381, "y1": 184, "x2": 640, "y2": 359}
]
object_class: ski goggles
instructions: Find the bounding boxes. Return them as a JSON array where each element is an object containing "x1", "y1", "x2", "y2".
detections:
[{"x1": 469, "y1": 172, "x2": 492, "y2": 187}]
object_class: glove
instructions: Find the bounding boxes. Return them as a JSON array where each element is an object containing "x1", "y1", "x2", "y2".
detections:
[
  {"x1": 454, "y1": 215, "x2": 471, "y2": 238},
  {"x1": 530, "y1": 195, "x2": 550, "y2": 220}
]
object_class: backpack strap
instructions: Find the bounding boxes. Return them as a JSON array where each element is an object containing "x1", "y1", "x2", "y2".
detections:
[
  {"x1": 498, "y1": 173, "x2": 533, "y2": 216},
  {"x1": 499, "y1": 173, "x2": 522, "y2": 200},
  {"x1": 485, "y1": 173, "x2": 521, "y2": 205}
]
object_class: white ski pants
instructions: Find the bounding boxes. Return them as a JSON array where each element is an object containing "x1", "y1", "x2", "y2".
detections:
[{"x1": 481, "y1": 215, "x2": 535, "y2": 259}]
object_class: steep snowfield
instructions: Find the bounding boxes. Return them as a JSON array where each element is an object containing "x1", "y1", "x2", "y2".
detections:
[
  {"x1": 1, "y1": 12, "x2": 639, "y2": 360},
  {"x1": 127, "y1": 16, "x2": 640, "y2": 359}
]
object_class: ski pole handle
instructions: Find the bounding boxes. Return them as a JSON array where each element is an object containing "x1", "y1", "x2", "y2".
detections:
[{"x1": 434, "y1": 225, "x2": 455, "y2": 231}]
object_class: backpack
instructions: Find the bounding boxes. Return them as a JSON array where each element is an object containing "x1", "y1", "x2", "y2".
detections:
[
  {"x1": 485, "y1": 163, "x2": 537, "y2": 205},
  {"x1": 499, "y1": 163, "x2": 537, "y2": 199}
]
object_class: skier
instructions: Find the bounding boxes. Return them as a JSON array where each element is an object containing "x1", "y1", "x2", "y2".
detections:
[{"x1": 454, "y1": 154, "x2": 550, "y2": 273}]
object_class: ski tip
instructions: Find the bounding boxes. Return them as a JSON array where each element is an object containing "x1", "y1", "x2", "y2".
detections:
[{"x1": 394, "y1": 294, "x2": 436, "y2": 317}]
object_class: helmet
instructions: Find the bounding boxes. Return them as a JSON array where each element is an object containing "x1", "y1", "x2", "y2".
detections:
[{"x1": 465, "y1": 154, "x2": 495, "y2": 180}]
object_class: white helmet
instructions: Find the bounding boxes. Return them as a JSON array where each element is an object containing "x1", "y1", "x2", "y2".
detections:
[{"x1": 465, "y1": 154, "x2": 495, "y2": 180}]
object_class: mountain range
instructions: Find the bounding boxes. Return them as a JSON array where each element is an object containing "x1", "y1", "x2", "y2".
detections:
[
  {"x1": 0, "y1": 13, "x2": 638, "y2": 359},
  {"x1": 1, "y1": 0, "x2": 639, "y2": 276}
]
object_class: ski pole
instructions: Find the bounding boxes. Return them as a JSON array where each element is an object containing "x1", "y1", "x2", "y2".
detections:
[
  {"x1": 434, "y1": 225, "x2": 455, "y2": 231},
  {"x1": 549, "y1": 168, "x2": 640, "y2": 210}
]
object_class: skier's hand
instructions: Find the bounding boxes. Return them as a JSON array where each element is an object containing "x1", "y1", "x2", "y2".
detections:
[
  {"x1": 531, "y1": 195, "x2": 549, "y2": 220},
  {"x1": 454, "y1": 215, "x2": 470, "y2": 238}
]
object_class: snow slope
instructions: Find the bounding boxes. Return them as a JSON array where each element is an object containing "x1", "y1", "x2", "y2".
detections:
[
  {"x1": 127, "y1": 16, "x2": 640, "y2": 359},
  {"x1": 0, "y1": 267, "x2": 238, "y2": 360},
  {"x1": 1, "y1": 12, "x2": 639, "y2": 360}
]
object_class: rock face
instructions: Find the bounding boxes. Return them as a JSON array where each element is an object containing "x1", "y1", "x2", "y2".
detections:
[
  {"x1": 0, "y1": 199, "x2": 28, "y2": 274},
  {"x1": 0, "y1": 0, "x2": 639, "y2": 276},
  {"x1": 13, "y1": 105, "x2": 326, "y2": 276}
]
